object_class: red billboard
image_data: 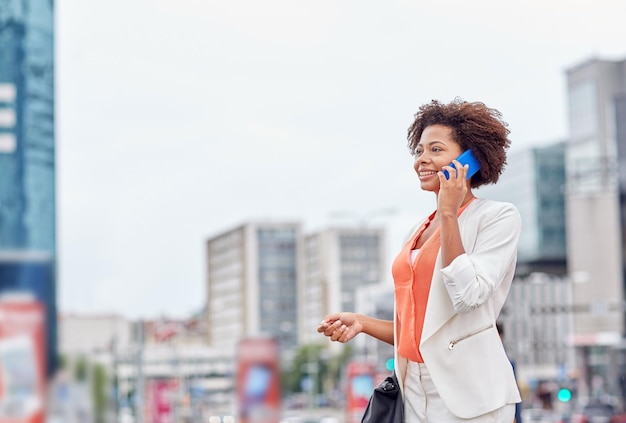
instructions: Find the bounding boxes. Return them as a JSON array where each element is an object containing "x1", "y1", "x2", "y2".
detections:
[
  {"x1": 236, "y1": 337, "x2": 281, "y2": 423},
  {"x1": 346, "y1": 361, "x2": 375, "y2": 423},
  {"x1": 0, "y1": 298, "x2": 46, "y2": 423}
]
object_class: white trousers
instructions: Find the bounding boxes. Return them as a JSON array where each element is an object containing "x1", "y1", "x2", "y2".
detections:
[{"x1": 404, "y1": 360, "x2": 515, "y2": 423}]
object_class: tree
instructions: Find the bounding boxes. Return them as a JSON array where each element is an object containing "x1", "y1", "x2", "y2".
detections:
[
  {"x1": 92, "y1": 363, "x2": 108, "y2": 423},
  {"x1": 283, "y1": 343, "x2": 353, "y2": 396}
]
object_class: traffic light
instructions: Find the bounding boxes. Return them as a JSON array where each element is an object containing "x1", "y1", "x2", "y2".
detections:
[
  {"x1": 385, "y1": 358, "x2": 395, "y2": 371},
  {"x1": 557, "y1": 387, "x2": 572, "y2": 402}
]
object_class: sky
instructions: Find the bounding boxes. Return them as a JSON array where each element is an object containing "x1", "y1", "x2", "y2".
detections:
[{"x1": 56, "y1": 0, "x2": 626, "y2": 319}]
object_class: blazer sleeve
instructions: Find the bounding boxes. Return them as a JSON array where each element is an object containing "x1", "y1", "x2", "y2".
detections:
[{"x1": 439, "y1": 201, "x2": 521, "y2": 313}]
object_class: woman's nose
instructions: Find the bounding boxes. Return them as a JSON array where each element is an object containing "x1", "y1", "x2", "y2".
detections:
[{"x1": 416, "y1": 152, "x2": 430, "y2": 163}]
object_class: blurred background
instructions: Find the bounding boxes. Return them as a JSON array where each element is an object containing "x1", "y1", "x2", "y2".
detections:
[{"x1": 2, "y1": 0, "x2": 626, "y2": 422}]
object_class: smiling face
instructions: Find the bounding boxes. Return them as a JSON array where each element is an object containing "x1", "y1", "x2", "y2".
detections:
[{"x1": 413, "y1": 124, "x2": 464, "y2": 192}]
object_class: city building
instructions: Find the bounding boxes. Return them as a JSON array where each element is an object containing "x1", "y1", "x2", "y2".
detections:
[
  {"x1": 478, "y1": 143, "x2": 573, "y2": 395},
  {"x1": 58, "y1": 313, "x2": 132, "y2": 356},
  {"x1": 300, "y1": 226, "x2": 386, "y2": 343},
  {"x1": 300, "y1": 226, "x2": 390, "y2": 374},
  {"x1": 478, "y1": 142, "x2": 567, "y2": 273},
  {"x1": 56, "y1": 313, "x2": 235, "y2": 421},
  {"x1": 353, "y1": 282, "x2": 394, "y2": 372},
  {"x1": 0, "y1": 0, "x2": 57, "y2": 375},
  {"x1": 480, "y1": 56, "x2": 626, "y2": 403},
  {"x1": 206, "y1": 222, "x2": 302, "y2": 360},
  {"x1": 565, "y1": 56, "x2": 626, "y2": 399},
  {"x1": 503, "y1": 273, "x2": 575, "y2": 384}
]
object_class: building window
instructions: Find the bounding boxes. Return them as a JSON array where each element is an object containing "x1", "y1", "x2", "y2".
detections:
[{"x1": 569, "y1": 80, "x2": 598, "y2": 142}]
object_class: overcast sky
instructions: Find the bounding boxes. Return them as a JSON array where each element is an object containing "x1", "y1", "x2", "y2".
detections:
[{"x1": 56, "y1": 0, "x2": 626, "y2": 319}]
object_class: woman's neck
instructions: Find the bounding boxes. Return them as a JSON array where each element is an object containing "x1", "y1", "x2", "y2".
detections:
[
  {"x1": 461, "y1": 191, "x2": 476, "y2": 207},
  {"x1": 434, "y1": 190, "x2": 476, "y2": 213}
]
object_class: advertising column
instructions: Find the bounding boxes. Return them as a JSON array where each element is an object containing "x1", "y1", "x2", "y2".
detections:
[
  {"x1": 346, "y1": 361, "x2": 375, "y2": 423},
  {"x1": 0, "y1": 296, "x2": 46, "y2": 423},
  {"x1": 144, "y1": 379, "x2": 177, "y2": 423},
  {"x1": 236, "y1": 337, "x2": 281, "y2": 423}
]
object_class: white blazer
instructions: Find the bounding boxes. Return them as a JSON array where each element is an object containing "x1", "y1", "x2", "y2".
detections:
[{"x1": 395, "y1": 198, "x2": 522, "y2": 419}]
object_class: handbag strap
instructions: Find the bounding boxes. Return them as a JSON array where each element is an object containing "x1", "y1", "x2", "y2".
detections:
[{"x1": 393, "y1": 296, "x2": 401, "y2": 391}]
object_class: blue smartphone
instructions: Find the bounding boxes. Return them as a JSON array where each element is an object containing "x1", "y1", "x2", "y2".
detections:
[{"x1": 443, "y1": 149, "x2": 480, "y2": 180}]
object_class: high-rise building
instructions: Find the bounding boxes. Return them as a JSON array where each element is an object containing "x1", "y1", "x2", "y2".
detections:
[
  {"x1": 565, "y1": 56, "x2": 626, "y2": 398},
  {"x1": 479, "y1": 143, "x2": 567, "y2": 271},
  {"x1": 301, "y1": 227, "x2": 388, "y2": 367},
  {"x1": 206, "y1": 222, "x2": 302, "y2": 359},
  {"x1": 0, "y1": 0, "x2": 57, "y2": 375}
]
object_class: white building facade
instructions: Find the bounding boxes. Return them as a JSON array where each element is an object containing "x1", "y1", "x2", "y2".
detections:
[
  {"x1": 206, "y1": 222, "x2": 303, "y2": 359},
  {"x1": 301, "y1": 226, "x2": 389, "y2": 369}
]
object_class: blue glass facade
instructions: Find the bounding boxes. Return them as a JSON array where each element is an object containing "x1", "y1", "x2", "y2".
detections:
[
  {"x1": 478, "y1": 143, "x2": 566, "y2": 269},
  {"x1": 257, "y1": 228, "x2": 298, "y2": 352},
  {"x1": 0, "y1": 0, "x2": 57, "y2": 375},
  {"x1": 533, "y1": 143, "x2": 567, "y2": 260}
]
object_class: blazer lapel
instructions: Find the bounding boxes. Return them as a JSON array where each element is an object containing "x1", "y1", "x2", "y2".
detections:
[{"x1": 420, "y1": 252, "x2": 455, "y2": 344}]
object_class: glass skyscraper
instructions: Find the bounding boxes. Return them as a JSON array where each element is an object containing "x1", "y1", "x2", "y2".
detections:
[
  {"x1": 478, "y1": 143, "x2": 567, "y2": 270},
  {"x1": 0, "y1": 0, "x2": 57, "y2": 375}
]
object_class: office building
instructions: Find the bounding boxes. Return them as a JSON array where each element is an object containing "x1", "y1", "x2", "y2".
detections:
[
  {"x1": 478, "y1": 142, "x2": 567, "y2": 271},
  {"x1": 206, "y1": 222, "x2": 302, "y2": 359},
  {"x1": 0, "y1": 0, "x2": 57, "y2": 375},
  {"x1": 565, "y1": 56, "x2": 626, "y2": 398},
  {"x1": 503, "y1": 273, "x2": 575, "y2": 384},
  {"x1": 301, "y1": 227, "x2": 388, "y2": 368}
]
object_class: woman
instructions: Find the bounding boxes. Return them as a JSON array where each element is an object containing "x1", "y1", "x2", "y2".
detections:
[{"x1": 317, "y1": 98, "x2": 522, "y2": 422}]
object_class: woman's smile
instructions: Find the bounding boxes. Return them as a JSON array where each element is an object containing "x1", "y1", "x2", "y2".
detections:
[{"x1": 418, "y1": 170, "x2": 439, "y2": 181}]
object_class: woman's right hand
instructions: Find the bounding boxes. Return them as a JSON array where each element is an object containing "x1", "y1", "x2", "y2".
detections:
[{"x1": 317, "y1": 312, "x2": 363, "y2": 343}]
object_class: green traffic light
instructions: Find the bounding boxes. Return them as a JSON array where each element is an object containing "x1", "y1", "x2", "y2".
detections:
[
  {"x1": 386, "y1": 358, "x2": 395, "y2": 371},
  {"x1": 557, "y1": 388, "x2": 572, "y2": 402}
]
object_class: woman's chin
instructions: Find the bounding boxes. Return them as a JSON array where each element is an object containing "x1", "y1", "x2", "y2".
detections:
[{"x1": 419, "y1": 181, "x2": 439, "y2": 192}]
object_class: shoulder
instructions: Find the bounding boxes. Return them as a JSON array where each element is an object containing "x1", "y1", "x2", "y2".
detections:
[
  {"x1": 468, "y1": 198, "x2": 520, "y2": 217},
  {"x1": 464, "y1": 198, "x2": 521, "y2": 227}
]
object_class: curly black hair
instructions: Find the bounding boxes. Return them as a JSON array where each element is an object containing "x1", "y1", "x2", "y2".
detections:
[{"x1": 407, "y1": 98, "x2": 511, "y2": 188}]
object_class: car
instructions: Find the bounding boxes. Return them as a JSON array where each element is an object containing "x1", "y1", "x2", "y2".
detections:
[
  {"x1": 570, "y1": 401, "x2": 616, "y2": 423},
  {"x1": 522, "y1": 407, "x2": 560, "y2": 423},
  {"x1": 118, "y1": 407, "x2": 135, "y2": 423}
]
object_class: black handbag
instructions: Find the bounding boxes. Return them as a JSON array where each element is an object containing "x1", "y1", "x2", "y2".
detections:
[{"x1": 361, "y1": 372, "x2": 404, "y2": 423}]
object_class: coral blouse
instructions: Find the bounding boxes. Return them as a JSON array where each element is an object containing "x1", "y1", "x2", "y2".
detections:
[{"x1": 392, "y1": 199, "x2": 475, "y2": 362}]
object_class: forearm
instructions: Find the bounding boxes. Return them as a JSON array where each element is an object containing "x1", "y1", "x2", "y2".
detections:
[
  {"x1": 440, "y1": 211, "x2": 466, "y2": 267},
  {"x1": 357, "y1": 314, "x2": 394, "y2": 345}
]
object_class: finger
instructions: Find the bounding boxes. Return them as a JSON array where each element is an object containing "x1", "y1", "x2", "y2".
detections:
[
  {"x1": 440, "y1": 165, "x2": 456, "y2": 181},
  {"x1": 338, "y1": 325, "x2": 351, "y2": 343},
  {"x1": 330, "y1": 324, "x2": 348, "y2": 342},
  {"x1": 338, "y1": 327, "x2": 351, "y2": 343},
  {"x1": 323, "y1": 320, "x2": 343, "y2": 337},
  {"x1": 317, "y1": 317, "x2": 339, "y2": 332},
  {"x1": 317, "y1": 319, "x2": 332, "y2": 332},
  {"x1": 451, "y1": 160, "x2": 469, "y2": 179}
]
